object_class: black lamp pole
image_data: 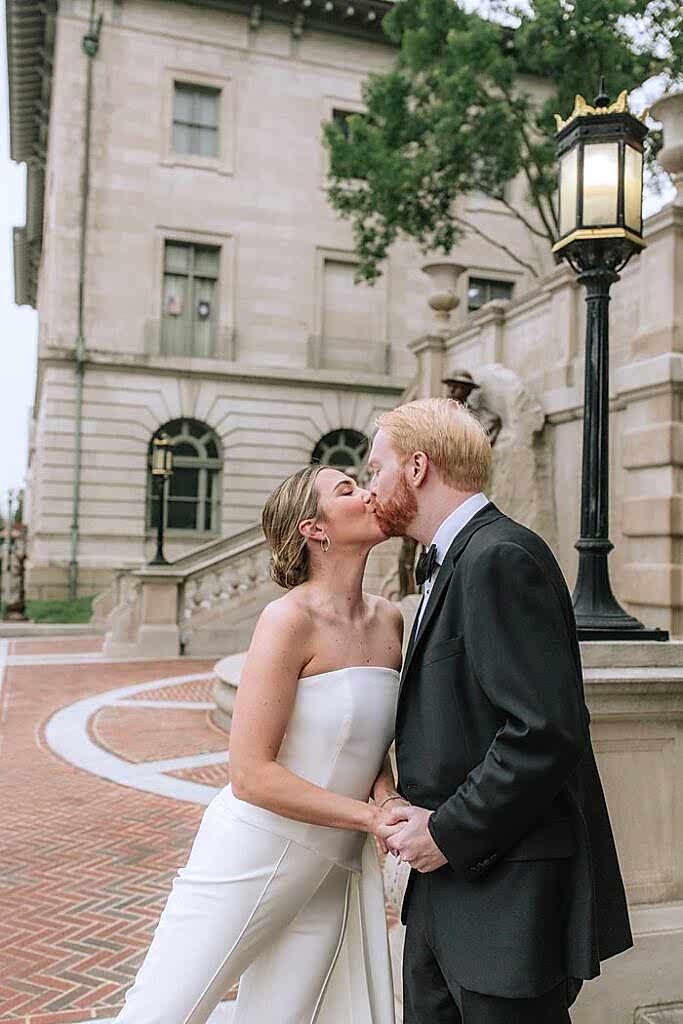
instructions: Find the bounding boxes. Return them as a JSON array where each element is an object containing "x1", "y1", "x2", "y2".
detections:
[
  {"x1": 554, "y1": 81, "x2": 668, "y2": 641},
  {"x1": 151, "y1": 473, "x2": 168, "y2": 566},
  {"x1": 149, "y1": 434, "x2": 173, "y2": 566}
]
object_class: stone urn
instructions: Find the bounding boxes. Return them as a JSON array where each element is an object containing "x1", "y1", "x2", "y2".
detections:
[
  {"x1": 421, "y1": 262, "x2": 466, "y2": 336},
  {"x1": 652, "y1": 89, "x2": 683, "y2": 205}
]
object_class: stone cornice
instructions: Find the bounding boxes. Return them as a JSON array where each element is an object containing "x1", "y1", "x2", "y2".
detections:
[
  {"x1": 37, "y1": 344, "x2": 409, "y2": 395},
  {"x1": 6, "y1": 0, "x2": 56, "y2": 308},
  {"x1": 179, "y1": 0, "x2": 394, "y2": 42}
]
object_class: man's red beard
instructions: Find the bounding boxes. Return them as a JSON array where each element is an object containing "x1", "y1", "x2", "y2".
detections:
[{"x1": 373, "y1": 474, "x2": 418, "y2": 537}]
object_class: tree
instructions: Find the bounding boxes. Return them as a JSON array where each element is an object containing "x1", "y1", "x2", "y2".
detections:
[{"x1": 323, "y1": 0, "x2": 682, "y2": 283}]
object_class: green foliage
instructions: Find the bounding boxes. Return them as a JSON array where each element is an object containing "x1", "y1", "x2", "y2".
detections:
[
  {"x1": 323, "y1": 0, "x2": 682, "y2": 282},
  {"x1": 26, "y1": 596, "x2": 95, "y2": 623}
]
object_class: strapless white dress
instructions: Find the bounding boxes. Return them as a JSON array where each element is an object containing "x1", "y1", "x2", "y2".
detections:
[{"x1": 114, "y1": 665, "x2": 399, "y2": 1024}]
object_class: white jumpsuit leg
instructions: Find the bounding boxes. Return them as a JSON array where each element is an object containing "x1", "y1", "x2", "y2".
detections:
[{"x1": 114, "y1": 797, "x2": 352, "y2": 1024}]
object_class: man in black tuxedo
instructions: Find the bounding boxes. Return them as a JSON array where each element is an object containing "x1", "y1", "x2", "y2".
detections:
[{"x1": 368, "y1": 398, "x2": 632, "y2": 1024}]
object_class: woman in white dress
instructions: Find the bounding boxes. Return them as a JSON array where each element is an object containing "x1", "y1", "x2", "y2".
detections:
[{"x1": 114, "y1": 463, "x2": 407, "y2": 1024}]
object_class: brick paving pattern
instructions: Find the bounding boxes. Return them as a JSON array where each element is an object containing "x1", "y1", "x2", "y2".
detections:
[
  {"x1": 0, "y1": 640, "x2": 399, "y2": 1022},
  {"x1": 90, "y1": 705, "x2": 228, "y2": 763},
  {"x1": 8, "y1": 638, "x2": 104, "y2": 657},
  {"x1": 0, "y1": 654, "x2": 226, "y2": 1022}
]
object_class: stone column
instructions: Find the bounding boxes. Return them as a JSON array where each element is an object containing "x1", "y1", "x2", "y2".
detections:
[{"x1": 408, "y1": 262, "x2": 466, "y2": 398}]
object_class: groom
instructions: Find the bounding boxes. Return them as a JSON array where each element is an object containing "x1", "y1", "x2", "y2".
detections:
[{"x1": 368, "y1": 398, "x2": 632, "y2": 1024}]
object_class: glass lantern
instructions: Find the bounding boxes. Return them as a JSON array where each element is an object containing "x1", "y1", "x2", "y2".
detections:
[
  {"x1": 151, "y1": 434, "x2": 174, "y2": 477},
  {"x1": 553, "y1": 88, "x2": 648, "y2": 269}
]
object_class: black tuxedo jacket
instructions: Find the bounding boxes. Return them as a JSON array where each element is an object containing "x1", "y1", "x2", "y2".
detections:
[{"x1": 395, "y1": 503, "x2": 632, "y2": 998}]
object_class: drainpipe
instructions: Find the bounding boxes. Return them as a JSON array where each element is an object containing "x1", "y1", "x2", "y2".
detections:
[{"x1": 68, "y1": 3, "x2": 102, "y2": 600}]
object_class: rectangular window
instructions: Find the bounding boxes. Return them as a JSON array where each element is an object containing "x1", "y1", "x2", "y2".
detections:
[
  {"x1": 162, "y1": 241, "x2": 220, "y2": 357},
  {"x1": 467, "y1": 277, "x2": 514, "y2": 313},
  {"x1": 173, "y1": 82, "x2": 220, "y2": 158}
]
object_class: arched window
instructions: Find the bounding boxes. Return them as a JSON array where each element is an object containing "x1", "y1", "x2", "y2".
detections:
[
  {"x1": 311, "y1": 429, "x2": 369, "y2": 479},
  {"x1": 147, "y1": 419, "x2": 222, "y2": 533}
]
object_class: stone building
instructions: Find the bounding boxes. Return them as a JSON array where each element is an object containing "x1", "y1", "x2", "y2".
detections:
[{"x1": 8, "y1": 0, "x2": 551, "y2": 600}]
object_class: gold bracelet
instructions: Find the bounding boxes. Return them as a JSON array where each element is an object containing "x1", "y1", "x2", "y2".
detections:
[{"x1": 379, "y1": 794, "x2": 404, "y2": 808}]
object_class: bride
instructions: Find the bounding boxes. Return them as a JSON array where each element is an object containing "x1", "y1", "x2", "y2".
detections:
[{"x1": 114, "y1": 463, "x2": 407, "y2": 1024}]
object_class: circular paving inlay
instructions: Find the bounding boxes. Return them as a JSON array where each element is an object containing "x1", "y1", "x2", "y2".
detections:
[{"x1": 45, "y1": 672, "x2": 230, "y2": 806}]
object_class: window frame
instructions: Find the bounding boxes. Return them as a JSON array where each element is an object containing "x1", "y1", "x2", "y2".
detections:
[
  {"x1": 172, "y1": 81, "x2": 221, "y2": 160},
  {"x1": 152, "y1": 226, "x2": 236, "y2": 362},
  {"x1": 161, "y1": 240, "x2": 221, "y2": 358},
  {"x1": 312, "y1": 246, "x2": 389, "y2": 374},
  {"x1": 146, "y1": 420, "x2": 223, "y2": 537},
  {"x1": 320, "y1": 95, "x2": 367, "y2": 189},
  {"x1": 467, "y1": 275, "x2": 515, "y2": 314},
  {"x1": 160, "y1": 68, "x2": 235, "y2": 176}
]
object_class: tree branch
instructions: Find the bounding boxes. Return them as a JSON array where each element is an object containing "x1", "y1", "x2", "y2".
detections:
[
  {"x1": 496, "y1": 196, "x2": 551, "y2": 241},
  {"x1": 454, "y1": 215, "x2": 540, "y2": 278}
]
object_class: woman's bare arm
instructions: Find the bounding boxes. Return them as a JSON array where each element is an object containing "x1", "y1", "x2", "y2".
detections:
[{"x1": 228, "y1": 598, "x2": 382, "y2": 835}]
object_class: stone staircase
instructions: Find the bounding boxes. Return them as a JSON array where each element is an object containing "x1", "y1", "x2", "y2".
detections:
[
  {"x1": 94, "y1": 521, "x2": 401, "y2": 660},
  {"x1": 96, "y1": 524, "x2": 281, "y2": 659}
]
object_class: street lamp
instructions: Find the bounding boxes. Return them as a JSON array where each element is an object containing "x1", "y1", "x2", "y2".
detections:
[
  {"x1": 553, "y1": 79, "x2": 667, "y2": 640},
  {"x1": 149, "y1": 433, "x2": 174, "y2": 566}
]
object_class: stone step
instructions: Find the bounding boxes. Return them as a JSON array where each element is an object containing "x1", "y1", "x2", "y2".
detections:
[{"x1": 636, "y1": 1005, "x2": 683, "y2": 1023}]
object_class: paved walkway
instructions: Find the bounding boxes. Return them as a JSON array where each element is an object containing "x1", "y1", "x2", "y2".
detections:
[
  {"x1": 0, "y1": 635, "x2": 399, "y2": 1023},
  {"x1": 0, "y1": 636, "x2": 236, "y2": 1023}
]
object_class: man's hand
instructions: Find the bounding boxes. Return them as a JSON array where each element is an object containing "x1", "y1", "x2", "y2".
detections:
[
  {"x1": 382, "y1": 804, "x2": 448, "y2": 873},
  {"x1": 372, "y1": 799, "x2": 412, "y2": 854}
]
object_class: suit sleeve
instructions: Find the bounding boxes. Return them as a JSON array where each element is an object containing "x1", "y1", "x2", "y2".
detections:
[{"x1": 427, "y1": 540, "x2": 589, "y2": 877}]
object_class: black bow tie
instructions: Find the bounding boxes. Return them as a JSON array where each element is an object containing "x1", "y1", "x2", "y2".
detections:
[{"x1": 415, "y1": 544, "x2": 441, "y2": 587}]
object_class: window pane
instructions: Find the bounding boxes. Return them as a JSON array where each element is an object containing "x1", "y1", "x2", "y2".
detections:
[
  {"x1": 583, "y1": 142, "x2": 619, "y2": 227},
  {"x1": 170, "y1": 467, "x2": 199, "y2": 498},
  {"x1": 198, "y1": 126, "x2": 218, "y2": 158},
  {"x1": 162, "y1": 274, "x2": 189, "y2": 355},
  {"x1": 167, "y1": 498, "x2": 198, "y2": 530},
  {"x1": 559, "y1": 147, "x2": 578, "y2": 237},
  {"x1": 193, "y1": 277, "x2": 216, "y2": 358},
  {"x1": 165, "y1": 243, "x2": 190, "y2": 274},
  {"x1": 197, "y1": 90, "x2": 219, "y2": 128},
  {"x1": 194, "y1": 247, "x2": 219, "y2": 278},
  {"x1": 173, "y1": 84, "x2": 194, "y2": 122},
  {"x1": 204, "y1": 470, "x2": 217, "y2": 530},
  {"x1": 172, "y1": 122, "x2": 192, "y2": 155},
  {"x1": 467, "y1": 277, "x2": 513, "y2": 313},
  {"x1": 173, "y1": 441, "x2": 199, "y2": 457},
  {"x1": 206, "y1": 440, "x2": 218, "y2": 459}
]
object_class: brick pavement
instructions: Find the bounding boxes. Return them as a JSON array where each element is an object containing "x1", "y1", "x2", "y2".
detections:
[
  {"x1": 0, "y1": 638, "x2": 399, "y2": 1023},
  {"x1": 0, "y1": 647, "x2": 235, "y2": 1023}
]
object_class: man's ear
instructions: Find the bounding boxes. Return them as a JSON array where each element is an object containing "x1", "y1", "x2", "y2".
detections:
[{"x1": 409, "y1": 452, "x2": 429, "y2": 488}]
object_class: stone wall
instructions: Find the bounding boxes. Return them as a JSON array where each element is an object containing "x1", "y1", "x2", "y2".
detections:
[
  {"x1": 417, "y1": 203, "x2": 683, "y2": 634},
  {"x1": 24, "y1": 0, "x2": 554, "y2": 598}
]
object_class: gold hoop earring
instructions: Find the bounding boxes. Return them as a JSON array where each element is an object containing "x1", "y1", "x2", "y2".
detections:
[{"x1": 321, "y1": 535, "x2": 331, "y2": 553}]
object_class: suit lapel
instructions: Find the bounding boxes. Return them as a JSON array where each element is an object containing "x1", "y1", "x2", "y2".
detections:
[{"x1": 397, "y1": 503, "x2": 503, "y2": 704}]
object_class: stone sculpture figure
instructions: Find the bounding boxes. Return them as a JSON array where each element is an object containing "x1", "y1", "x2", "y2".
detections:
[{"x1": 442, "y1": 369, "x2": 503, "y2": 446}]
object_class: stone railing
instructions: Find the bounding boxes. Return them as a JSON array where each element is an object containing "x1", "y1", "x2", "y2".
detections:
[{"x1": 100, "y1": 524, "x2": 280, "y2": 659}]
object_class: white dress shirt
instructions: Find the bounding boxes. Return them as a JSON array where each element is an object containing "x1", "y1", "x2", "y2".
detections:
[{"x1": 414, "y1": 492, "x2": 490, "y2": 631}]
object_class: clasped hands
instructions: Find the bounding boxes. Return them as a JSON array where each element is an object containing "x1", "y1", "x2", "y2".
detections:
[{"x1": 374, "y1": 798, "x2": 448, "y2": 873}]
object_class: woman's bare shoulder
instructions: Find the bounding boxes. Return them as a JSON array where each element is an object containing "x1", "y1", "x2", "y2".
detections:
[
  {"x1": 366, "y1": 593, "x2": 404, "y2": 633},
  {"x1": 256, "y1": 589, "x2": 314, "y2": 636}
]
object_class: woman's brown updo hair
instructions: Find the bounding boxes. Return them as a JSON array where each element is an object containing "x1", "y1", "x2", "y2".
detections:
[{"x1": 262, "y1": 464, "x2": 328, "y2": 590}]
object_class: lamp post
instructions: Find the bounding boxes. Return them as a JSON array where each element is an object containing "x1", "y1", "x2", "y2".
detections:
[
  {"x1": 149, "y1": 434, "x2": 174, "y2": 566},
  {"x1": 553, "y1": 80, "x2": 667, "y2": 641}
]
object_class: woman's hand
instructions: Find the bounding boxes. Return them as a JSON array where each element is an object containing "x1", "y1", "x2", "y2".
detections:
[{"x1": 370, "y1": 798, "x2": 411, "y2": 854}]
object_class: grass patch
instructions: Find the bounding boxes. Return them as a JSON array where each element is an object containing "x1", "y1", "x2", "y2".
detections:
[{"x1": 26, "y1": 596, "x2": 95, "y2": 623}]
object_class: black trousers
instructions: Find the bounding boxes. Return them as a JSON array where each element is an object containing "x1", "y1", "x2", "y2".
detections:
[{"x1": 403, "y1": 873, "x2": 578, "y2": 1024}]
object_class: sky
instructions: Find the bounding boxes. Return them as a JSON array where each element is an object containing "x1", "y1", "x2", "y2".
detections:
[{"x1": 0, "y1": 3, "x2": 675, "y2": 521}]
